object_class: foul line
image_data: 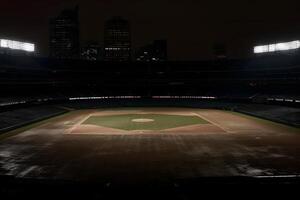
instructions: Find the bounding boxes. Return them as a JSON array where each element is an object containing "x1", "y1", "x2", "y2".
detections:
[
  {"x1": 192, "y1": 112, "x2": 231, "y2": 133},
  {"x1": 66, "y1": 114, "x2": 92, "y2": 134}
]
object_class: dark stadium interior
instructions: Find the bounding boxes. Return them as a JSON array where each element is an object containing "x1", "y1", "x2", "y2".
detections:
[
  {"x1": 1, "y1": 53, "x2": 300, "y2": 199},
  {"x1": 1, "y1": 0, "x2": 300, "y2": 199},
  {"x1": 1, "y1": 54, "x2": 299, "y2": 99}
]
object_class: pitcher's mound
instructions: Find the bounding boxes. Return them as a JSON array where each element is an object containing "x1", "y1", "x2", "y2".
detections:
[{"x1": 132, "y1": 118, "x2": 155, "y2": 123}]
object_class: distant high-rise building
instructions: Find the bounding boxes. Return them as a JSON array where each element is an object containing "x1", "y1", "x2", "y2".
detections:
[
  {"x1": 135, "y1": 40, "x2": 167, "y2": 62},
  {"x1": 152, "y1": 40, "x2": 167, "y2": 61},
  {"x1": 104, "y1": 17, "x2": 131, "y2": 62},
  {"x1": 81, "y1": 42, "x2": 103, "y2": 61},
  {"x1": 49, "y1": 6, "x2": 80, "y2": 59}
]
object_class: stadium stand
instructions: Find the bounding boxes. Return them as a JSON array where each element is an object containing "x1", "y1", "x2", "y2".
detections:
[
  {"x1": 232, "y1": 104, "x2": 300, "y2": 127},
  {"x1": 0, "y1": 106, "x2": 67, "y2": 134}
]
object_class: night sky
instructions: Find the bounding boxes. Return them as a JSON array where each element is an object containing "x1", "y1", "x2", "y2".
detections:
[{"x1": 1, "y1": 0, "x2": 300, "y2": 60}]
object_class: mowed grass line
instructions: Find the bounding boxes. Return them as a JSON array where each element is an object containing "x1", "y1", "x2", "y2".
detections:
[{"x1": 83, "y1": 114, "x2": 209, "y2": 131}]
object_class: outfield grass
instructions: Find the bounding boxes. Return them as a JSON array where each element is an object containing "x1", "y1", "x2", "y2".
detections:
[{"x1": 83, "y1": 114, "x2": 209, "y2": 131}]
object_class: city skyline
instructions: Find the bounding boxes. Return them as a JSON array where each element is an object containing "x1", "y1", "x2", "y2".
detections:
[
  {"x1": 49, "y1": 6, "x2": 80, "y2": 59},
  {"x1": 1, "y1": 0, "x2": 300, "y2": 60}
]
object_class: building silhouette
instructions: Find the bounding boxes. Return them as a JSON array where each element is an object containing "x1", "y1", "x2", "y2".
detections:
[
  {"x1": 213, "y1": 43, "x2": 227, "y2": 59},
  {"x1": 152, "y1": 40, "x2": 167, "y2": 61},
  {"x1": 81, "y1": 42, "x2": 103, "y2": 61},
  {"x1": 135, "y1": 40, "x2": 167, "y2": 62},
  {"x1": 49, "y1": 6, "x2": 80, "y2": 59},
  {"x1": 104, "y1": 17, "x2": 131, "y2": 62}
]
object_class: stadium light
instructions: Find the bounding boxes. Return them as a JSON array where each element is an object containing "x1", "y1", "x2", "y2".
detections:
[
  {"x1": 0, "y1": 39, "x2": 35, "y2": 52},
  {"x1": 254, "y1": 40, "x2": 300, "y2": 54},
  {"x1": 254, "y1": 45, "x2": 269, "y2": 54}
]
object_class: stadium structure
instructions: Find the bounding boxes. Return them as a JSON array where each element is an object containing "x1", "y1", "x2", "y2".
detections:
[{"x1": 0, "y1": 53, "x2": 300, "y2": 198}]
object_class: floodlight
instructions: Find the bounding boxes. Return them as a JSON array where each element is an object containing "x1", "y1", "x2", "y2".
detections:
[{"x1": 0, "y1": 39, "x2": 35, "y2": 52}]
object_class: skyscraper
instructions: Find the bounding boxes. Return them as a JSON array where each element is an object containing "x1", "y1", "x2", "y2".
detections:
[
  {"x1": 152, "y1": 40, "x2": 167, "y2": 61},
  {"x1": 49, "y1": 6, "x2": 80, "y2": 59},
  {"x1": 104, "y1": 17, "x2": 131, "y2": 62}
]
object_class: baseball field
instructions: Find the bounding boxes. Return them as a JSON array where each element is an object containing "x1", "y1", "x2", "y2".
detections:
[{"x1": 0, "y1": 107, "x2": 299, "y2": 183}]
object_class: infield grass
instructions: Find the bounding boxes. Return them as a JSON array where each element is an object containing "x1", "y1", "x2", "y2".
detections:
[{"x1": 83, "y1": 114, "x2": 209, "y2": 131}]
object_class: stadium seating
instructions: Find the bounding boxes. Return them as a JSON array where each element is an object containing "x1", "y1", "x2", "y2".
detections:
[
  {"x1": 233, "y1": 104, "x2": 300, "y2": 127},
  {"x1": 0, "y1": 106, "x2": 67, "y2": 134}
]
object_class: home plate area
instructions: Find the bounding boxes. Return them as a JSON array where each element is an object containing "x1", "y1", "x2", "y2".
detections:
[{"x1": 132, "y1": 118, "x2": 155, "y2": 123}]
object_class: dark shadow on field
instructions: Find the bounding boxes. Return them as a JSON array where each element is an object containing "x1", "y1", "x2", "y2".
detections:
[{"x1": 0, "y1": 175, "x2": 299, "y2": 200}]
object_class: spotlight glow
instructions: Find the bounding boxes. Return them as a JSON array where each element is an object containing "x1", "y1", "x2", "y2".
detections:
[
  {"x1": 254, "y1": 40, "x2": 300, "y2": 54},
  {"x1": 0, "y1": 39, "x2": 35, "y2": 52}
]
